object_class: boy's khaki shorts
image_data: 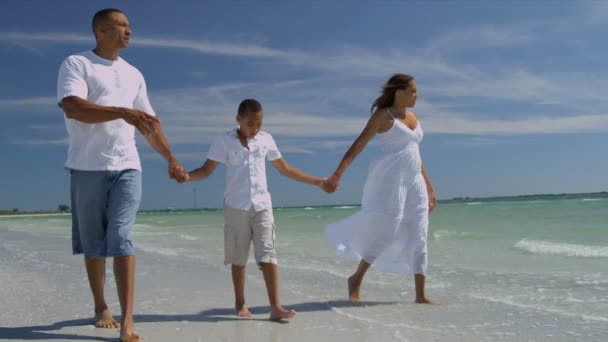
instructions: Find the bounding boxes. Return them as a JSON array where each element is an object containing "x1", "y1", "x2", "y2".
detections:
[{"x1": 223, "y1": 204, "x2": 277, "y2": 266}]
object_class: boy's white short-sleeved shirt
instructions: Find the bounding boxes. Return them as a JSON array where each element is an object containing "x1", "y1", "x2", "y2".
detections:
[
  {"x1": 207, "y1": 129, "x2": 282, "y2": 211},
  {"x1": 57, "y1": 50, "x2": 156, "y2": 171}
]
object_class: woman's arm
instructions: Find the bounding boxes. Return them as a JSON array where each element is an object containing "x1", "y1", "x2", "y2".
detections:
[
  {"x1": 421, "y1": 163, "x2": 437, "y2": 212},
  {"x1": 323, "y1": 110, "x2": 388, "y2": 192}
]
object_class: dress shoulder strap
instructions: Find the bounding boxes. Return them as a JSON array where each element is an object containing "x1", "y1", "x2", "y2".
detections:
[{"x1": 385, "y1": 108, "x2": 396, "y2": 119}]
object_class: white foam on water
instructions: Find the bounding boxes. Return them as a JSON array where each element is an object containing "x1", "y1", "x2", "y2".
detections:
[
  {"x1": 178, "y1": 234, "x2": 199, "y2": 241},
  {"x1": 136, "y1": 243, "x2": 180, "y2": 257},
  {"x1": 432, "y1": 230, "x2": 479, "y2": 240},
  {"x1": 303, "y1": 207, "x2": 315, "y2": 210},
  {"x1": 287, "y1": 214, "x2": 307, "y2": 218},
  {"x1": 133, "y1": 223, "x2": 156, "y2": 230},
  {"x1": 133, "y1": 231, "x2": 172, "y2": 237},
  {"x1": 469, "y1": 293, "x2": 608, "y2": 322},
  {"x1": 289, "y1": 264, "x2": 348, "y2": 279},
  {"x1": 333, "y1": 206, "x2": 358, "y2": 209},
  {"x1": 581, "y1": 198, "x2": 602, "y2": 202},
  {"x1": 514, "y1": 239, "x2": 608, "y2": 258},
  {"x1": 466, "y1": 202, "x2": 482, "y2": 205},
  {"x1": 329, "y1": 306, "x2": 439, "y2": 333}
]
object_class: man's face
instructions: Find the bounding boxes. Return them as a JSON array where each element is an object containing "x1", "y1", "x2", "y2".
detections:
[{"x1": 96, "y1": 12, "x2": 131, "y2": 50}]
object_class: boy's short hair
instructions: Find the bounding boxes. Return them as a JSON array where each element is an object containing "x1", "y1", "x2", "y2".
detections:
[{"x1": 238, "y1": 99, "x2": 262, "y2": 117}]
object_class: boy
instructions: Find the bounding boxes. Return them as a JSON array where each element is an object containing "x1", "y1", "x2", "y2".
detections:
[{"x1": 182, "y1": 99, "x2": 328, "y2": 320}]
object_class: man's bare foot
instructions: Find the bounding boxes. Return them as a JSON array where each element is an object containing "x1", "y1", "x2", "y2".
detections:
[
  {"x1": 415, "y1": 297, "x2": 440, "y2": 305},
  {"x1": 120, "y1": 331, "x2": 140, "y2": 342},
  {"x1": 236, "y1": 303, "x2": 252, "y2": 318},
  {"x1": 94, "y1": 308, "x2": 119, "y2": 328},
  {"x1": 348, "y1": 276, "x2": 361, "y2": 302},
  {"x1": 269, "y1": 306, "x2": 296, "y2": 321},
  {"x1": 120, "y1": 318, "x2": 140, "y2": 342}
]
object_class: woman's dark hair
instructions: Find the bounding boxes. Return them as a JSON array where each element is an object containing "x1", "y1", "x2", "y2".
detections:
[
  {"x1": 371, "y1": 73, "x2": 414, "y2": 113},
  {"x1": 237, "y1": 98, "x2": 263, "y2": 117}
]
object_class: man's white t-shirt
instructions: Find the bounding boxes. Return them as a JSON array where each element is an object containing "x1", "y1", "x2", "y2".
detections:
[
  {"x1": 57, "y1": 50, "x2": 156, "y2": 171},
  {"x1": 207, "y1": 129, "x2": 282, "y2": 211}
]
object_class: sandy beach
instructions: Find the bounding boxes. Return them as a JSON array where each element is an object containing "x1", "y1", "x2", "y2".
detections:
[
  {"x1": 0, "y1": 227, "x2": 438, "y2": 342},
  {"x1": 1, "y1": 201, "x2": 607, "y2": 341}
]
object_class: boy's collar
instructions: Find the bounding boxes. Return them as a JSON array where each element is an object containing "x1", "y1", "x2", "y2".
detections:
[{"x1": 233, "y1": 127, "x2": 259, "y2": 141}]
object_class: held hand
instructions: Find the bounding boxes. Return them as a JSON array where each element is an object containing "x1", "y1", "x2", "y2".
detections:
[
  {"x1": 318, "y1": 178, "x2": 333, "y2": 194},
  {"x1": 168, "y1": 158, "x2": 188, "y2": 183},
  {"x1": 322, "y1": 173, "x2": 340, "y2": 193},
  {"x1": 122, "y1": 109, "x2": 160, "y2": 136},
  {"x1": 428, "y1": 190, "x2": 437, "y2": 213}
]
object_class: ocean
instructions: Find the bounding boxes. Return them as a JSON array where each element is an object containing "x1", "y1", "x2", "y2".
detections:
[{"x1": 1, "y1": 195, "x2": 606, "y2": 341}]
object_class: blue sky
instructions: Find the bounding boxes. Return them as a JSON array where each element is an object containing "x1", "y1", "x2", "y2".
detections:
[{"x1": 1, "y1": 1, "x2": 607, "y2": 210}]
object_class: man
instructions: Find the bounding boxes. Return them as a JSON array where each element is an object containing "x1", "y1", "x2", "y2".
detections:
[{"x1": 56, "y1": 8, "x2": 186, "y2": 342}]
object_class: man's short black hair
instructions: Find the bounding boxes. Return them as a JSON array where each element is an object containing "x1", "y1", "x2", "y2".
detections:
[
  {"x1": 92, "y1": 8, "x2": 123, "y2": 31},
  {"x1": 237, "y1": 99, "x2": 263, "y2": 117}
]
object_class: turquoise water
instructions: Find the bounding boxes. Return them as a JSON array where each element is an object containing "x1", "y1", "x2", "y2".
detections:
[{"x1": 2, "y1": 196, "x2": 607, "y2": 340}]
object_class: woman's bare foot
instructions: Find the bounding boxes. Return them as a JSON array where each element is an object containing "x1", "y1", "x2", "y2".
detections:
[
  {"x1": 415, "y1": 297, "x2": 440, "y2": 305},
  {"x1": 120, "y1": 317, "x2": 140, "y2": 342},
  {"x1": 348, "y1": 276, "x2": 361, "y2": 302},
  {"x1": 94, "y1": 307, "x2": 119, "y2": 328},
  {"x1": 269, "y1": 306, "x2": 296, "y2": 321},
  {"x1": 236, "y1": 303, "x2": 252, "y2": 318}
]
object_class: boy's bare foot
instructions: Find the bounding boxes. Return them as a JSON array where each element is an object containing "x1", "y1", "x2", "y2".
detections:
[
  {"x1": 269, "y1": 306, "x2": 296, "y2": 321},
  {"x1": 120, "y1": 318, "x2": 140, "y2": 342},
  {"x1": 415, "y1": 297, "x2": 440, "y2": 305},
  {"x1": 348, "y1": 276, "x2": 361, "y2": 302},
  {"x1": 94, "y1": 308, "x2": 119, "y2": 328},
  {"x1": 236, "y1": 304, "x2": 252, "y2": 318}
]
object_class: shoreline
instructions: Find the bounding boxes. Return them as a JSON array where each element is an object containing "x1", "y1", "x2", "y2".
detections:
[{"x1": 2, "y1": 191, "x2": 606, "y2": 216}]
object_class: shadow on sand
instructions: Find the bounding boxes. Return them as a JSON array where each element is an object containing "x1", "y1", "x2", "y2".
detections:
[{"x1": 0, "y1": 299, "x2": 398, "y2": 340}]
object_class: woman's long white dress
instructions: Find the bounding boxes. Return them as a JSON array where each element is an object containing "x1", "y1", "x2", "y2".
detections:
[{"x1": 325, "y1": 110, "x2": 429, "y2": 274}]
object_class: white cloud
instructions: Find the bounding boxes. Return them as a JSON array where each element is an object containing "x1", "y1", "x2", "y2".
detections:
[
  {"x1": 421, "y1": 24, "x2": 537, "y2": 57},
  {"x1": 0, "y1": 96, "x2": 55, "y2": 107},
  {"x1": 0, "y1": 31, "x2": 469, "y2": 80},
  {"x1": 424, "y1": 112, "x2": 608, "y2": 135},
  {"x1": 5, "y1": 9, "x2": 608, "y2": 149},
  {"x1": 12, "y1": 137, "x2": 68, "y2": 146}
]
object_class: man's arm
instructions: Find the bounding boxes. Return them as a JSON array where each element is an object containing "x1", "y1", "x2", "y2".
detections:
[
  {"x1": 271, "y1": 157, "x2": 324, "y2": 187},
  {"x1": 143, "y1": 124, "x2": 187, "y2": 181},
  {"x1": 60, "y1": 96, "x2": 158, "y2": 135}
]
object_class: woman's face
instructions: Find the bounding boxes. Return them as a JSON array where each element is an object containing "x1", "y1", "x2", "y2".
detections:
[{"x1": 397, "y1": 79, "x2": 418, "y2": 108}]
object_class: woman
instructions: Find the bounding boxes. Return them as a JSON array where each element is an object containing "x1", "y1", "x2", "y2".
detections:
[{"x1": 323, "y1": 73, "x2": 438, "y2": 304}]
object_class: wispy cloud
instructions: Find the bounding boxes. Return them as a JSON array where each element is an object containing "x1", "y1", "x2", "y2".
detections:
[
  {"x1": 11, "y1": 137, "x2": 68, "y2": 146},
  {"x1": 0, "y1": 31, "x2": 470, "y2": 80},
  {"x1": 424, "y1": 112, "x2": 608, "y2": 135},
  {"x1": 4, "y1": 7, "x2": 608, "y2": 150},
  {"x1": 421, "y1": 24, "x2": 537, "y2": 57},
  {"x1": 0, "y1": 96, "x2": 55, "y2": 108}
]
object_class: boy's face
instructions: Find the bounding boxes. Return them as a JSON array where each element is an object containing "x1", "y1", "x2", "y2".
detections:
[{"x1": 236, "y1": 110, "x2": 263, "y2": 139}]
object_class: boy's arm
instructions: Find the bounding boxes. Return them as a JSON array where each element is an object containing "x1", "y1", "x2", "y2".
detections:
[
  {"x1": 271, "y1": 157, "x2": 324, "y2": 187},
  {"x1": 186, "y1": 159, "x2": 220, "y2": 182}
]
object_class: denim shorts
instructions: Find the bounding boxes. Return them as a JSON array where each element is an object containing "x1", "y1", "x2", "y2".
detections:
[{"x1": 70, "y1": 169, "x2": 142, "y2": 258}]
